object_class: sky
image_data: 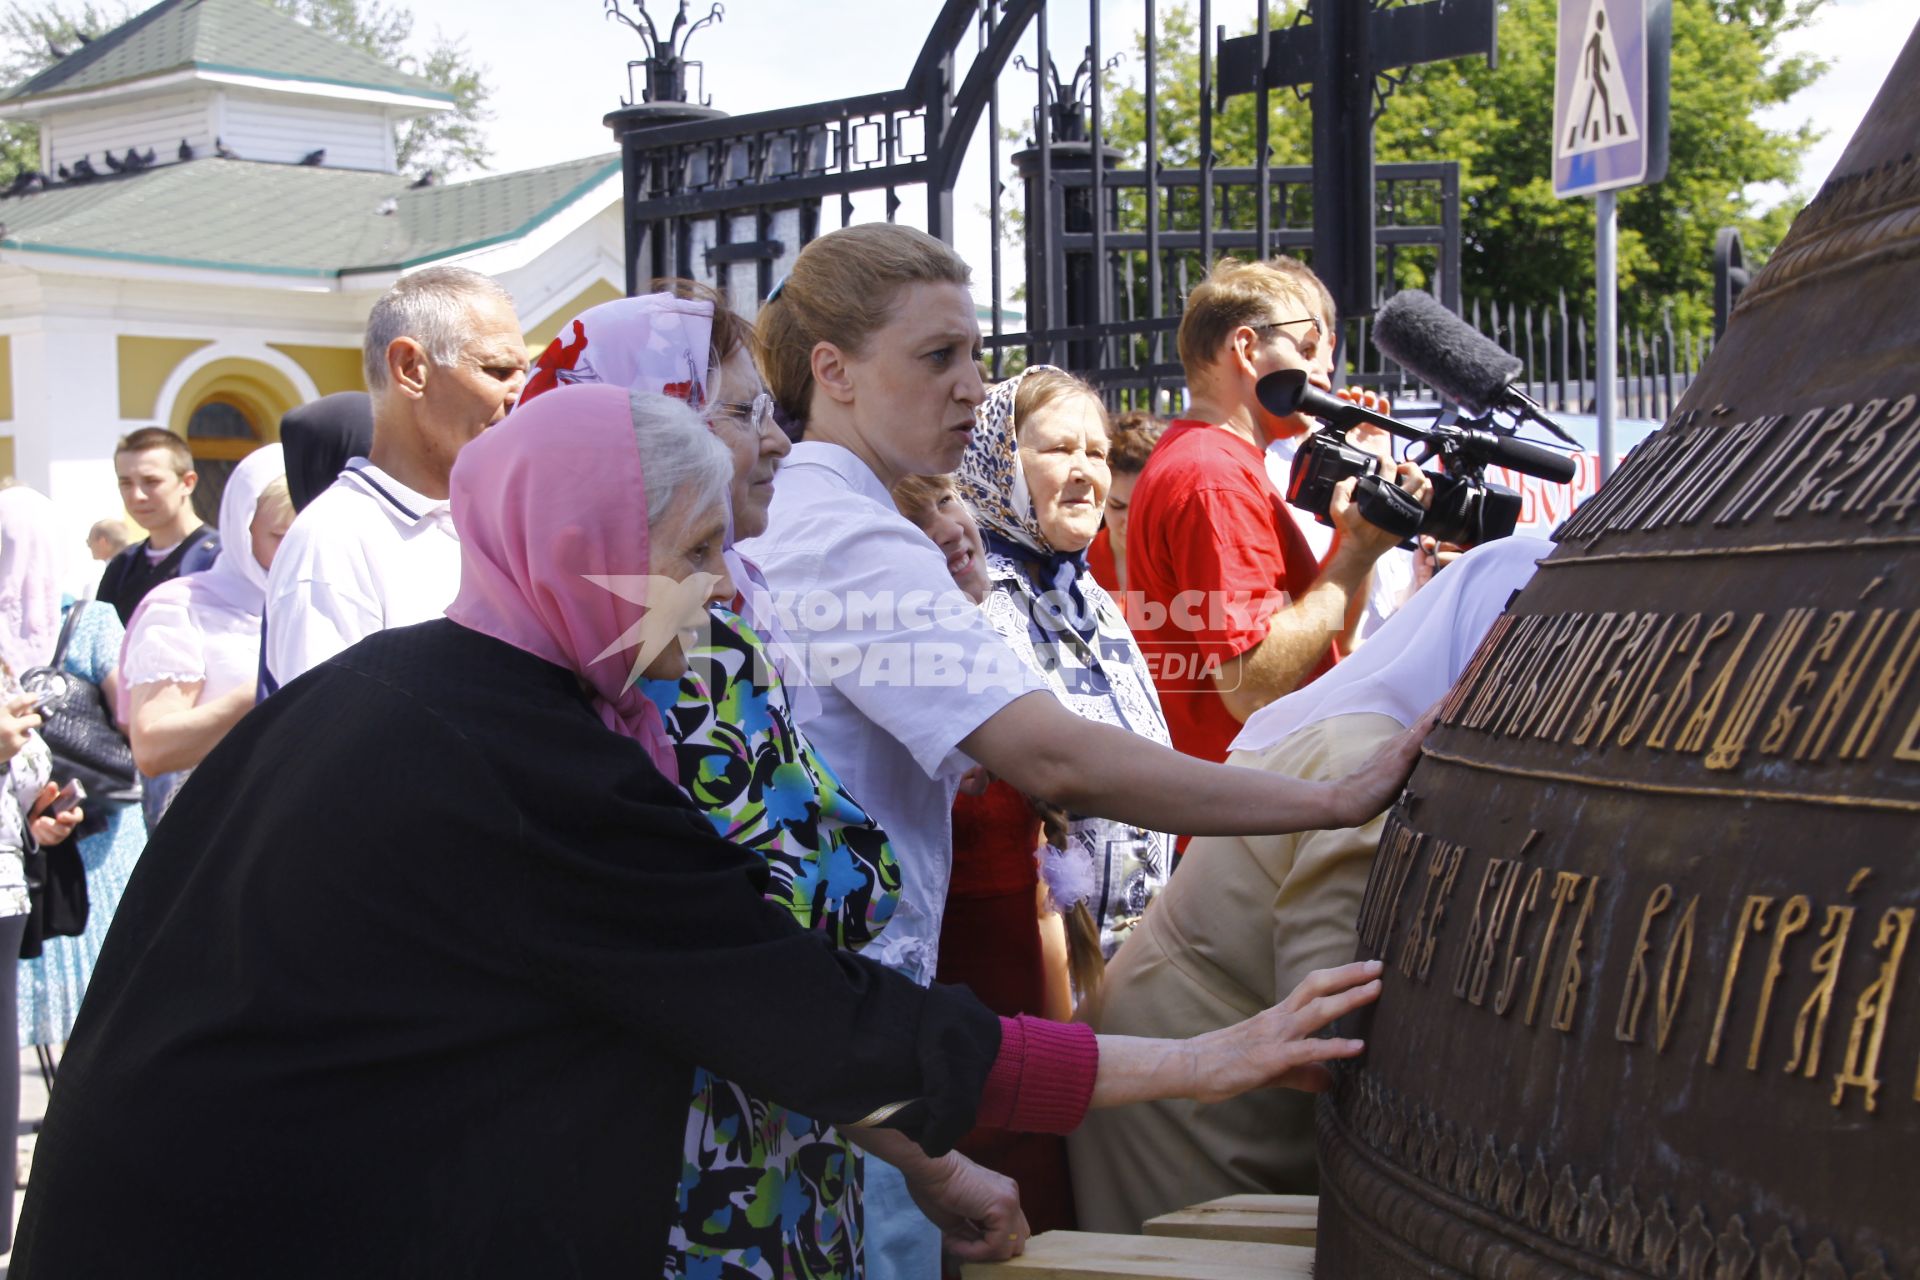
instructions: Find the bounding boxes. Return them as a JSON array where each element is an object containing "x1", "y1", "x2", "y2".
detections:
[{"x1": 398, "y1": 0, "x2": 1914, "y2": 303}]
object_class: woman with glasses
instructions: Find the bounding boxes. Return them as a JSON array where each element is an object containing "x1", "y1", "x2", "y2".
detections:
[{"x1": 520, "y1": 284, "x2": 909, "y2": 1280}]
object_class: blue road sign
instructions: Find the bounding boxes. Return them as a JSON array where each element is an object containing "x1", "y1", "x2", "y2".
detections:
[{"x1": 1553, "y1": 0, "x2": 1669, "y2": 197}]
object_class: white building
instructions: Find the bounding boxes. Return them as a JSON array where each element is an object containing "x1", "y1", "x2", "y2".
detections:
[{"x1": 0, "y1": 0, "x2": 626, "y2": 560}]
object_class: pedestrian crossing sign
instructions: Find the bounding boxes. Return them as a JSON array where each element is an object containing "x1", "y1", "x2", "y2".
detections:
[{"x1": 1553, "y1": 0, "x2": 1669, "y2": 197}]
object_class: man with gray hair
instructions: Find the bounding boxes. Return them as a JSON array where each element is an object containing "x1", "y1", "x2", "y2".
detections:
[{"x1": 263, "y1": 265, "x2": 527, "y2": 690}]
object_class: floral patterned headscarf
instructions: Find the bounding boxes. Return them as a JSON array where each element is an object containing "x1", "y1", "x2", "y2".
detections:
[
  {"x1": 956, "y1": 364, "x2": 1063, "y2": 558},
  {"x1": 520, "y1": 293, "x2": 715, "y2": 410},
  {"x1": 956, "y1": 365, "x2": 1109, "y2": 635}
]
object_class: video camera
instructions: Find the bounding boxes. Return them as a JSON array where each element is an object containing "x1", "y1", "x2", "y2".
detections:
[{"x1": 1256, "y1": 368, "x2": 1577, "y2": 546}]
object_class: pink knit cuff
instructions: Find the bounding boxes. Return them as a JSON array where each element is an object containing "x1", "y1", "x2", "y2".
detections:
[{"x1": 977, "y1": 1015, "x2": 1098, "y2": 1134}]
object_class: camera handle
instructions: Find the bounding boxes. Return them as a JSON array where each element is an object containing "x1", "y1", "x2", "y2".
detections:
[{"x1": 1353, "y1": 472, "x2": 1426, "y2": 542}]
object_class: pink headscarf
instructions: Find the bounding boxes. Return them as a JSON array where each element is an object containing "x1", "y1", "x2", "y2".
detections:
[
  {"x1": 518, "y1": 290, "x2": 818, "y2": 726},
  {"x1": 444, "y1": 383, "x2": 678, "y2": 779},
  {"x1": 0, "y1": 487, "x2": 65, "y2": 676}
]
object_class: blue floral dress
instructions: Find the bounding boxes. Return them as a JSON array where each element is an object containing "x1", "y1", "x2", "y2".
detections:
[
  {"x1": 19, "y1": 601, "x2": 148, "y2": 1047},
  {"x1": 645, "y1": 606, "x2": 901, "y2": 1280}
]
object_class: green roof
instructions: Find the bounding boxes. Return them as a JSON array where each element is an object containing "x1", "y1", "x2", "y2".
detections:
[
  {"x1": 0, "y1": 153, "x2": 621, "y2": 277},
  {"x1": 5, "y1": 0, "x2": 451, "y2": 106}
]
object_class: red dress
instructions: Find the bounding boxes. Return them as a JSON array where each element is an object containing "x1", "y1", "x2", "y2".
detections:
[
  {"x1": 937, "y1": 780, "x2": 1078, "y2": 1235},
  {"x1": 1086, "y1": 525, "x2": 1120, "y2": 596}
]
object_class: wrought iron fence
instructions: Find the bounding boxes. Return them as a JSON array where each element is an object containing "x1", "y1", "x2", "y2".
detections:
[
  {"x1": 608, "y1": 0, "x2": 1697, "y2": 428},
  {"x1": 611, "y1": 2, "x2": 1465, "y2": 377}
]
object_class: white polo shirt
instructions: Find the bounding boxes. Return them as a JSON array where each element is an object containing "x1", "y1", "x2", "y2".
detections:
[
  {"x1": 263, "y1": 460, "x2": 462, "y2": 688},
  {"x1": 738, "y1": 442, "x2": 1052, "y2": 985}
]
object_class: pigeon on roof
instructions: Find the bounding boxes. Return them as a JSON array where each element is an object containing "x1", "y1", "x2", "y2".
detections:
[
  {"x1": 299, "y1": 148, "x2": 326, "y2": 167},
  {"x1": 178, "y1": 139, "x2": 193, "y2": 161}
]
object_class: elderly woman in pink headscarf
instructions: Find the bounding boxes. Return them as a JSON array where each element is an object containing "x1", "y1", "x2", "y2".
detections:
[
  {"x1": 527, "y1": 285, "x2": 900, "y2": 1279},
  {"x1": 9, "y1": 383, "x2": 1393, "y2": 1279}
]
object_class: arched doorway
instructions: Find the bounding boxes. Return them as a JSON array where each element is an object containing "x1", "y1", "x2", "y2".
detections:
[
  {"x1": 165, "y1": 359, "x2": 300, "y2": 523},
  {"x1": 182, "y1": 397, "x2": 261, "y2": 523}
]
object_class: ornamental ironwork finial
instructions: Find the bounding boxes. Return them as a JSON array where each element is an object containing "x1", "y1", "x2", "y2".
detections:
[
  {"x1": 1013, "y1": 45, "x2": 1124, "y2": 145},
  {"x1": 605, "y1": 0, "x2": 725, "y2": 106}
]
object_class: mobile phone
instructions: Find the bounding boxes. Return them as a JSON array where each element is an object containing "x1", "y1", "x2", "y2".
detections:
[{"x1": 47, "y1": 779, "x2": 84, "y2": 817}]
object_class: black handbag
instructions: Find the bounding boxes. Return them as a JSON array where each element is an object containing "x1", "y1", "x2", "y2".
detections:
[
  {"x1": 18, "y1": 604, "x2": 141, "y2": 808},
  {"x1": 18, "y1": 834, "x2": 87, "y2": 957}
]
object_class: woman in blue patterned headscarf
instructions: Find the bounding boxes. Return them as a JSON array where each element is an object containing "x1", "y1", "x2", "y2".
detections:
[{"x1": 956, "y1": 367, "x2": 1175, "y2": 961}]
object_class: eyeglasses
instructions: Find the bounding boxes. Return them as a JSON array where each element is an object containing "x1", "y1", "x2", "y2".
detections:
[
  {"x1": 712, "y1": 391, "x2": 778, "y2": 435},
  {"x1": 1253, "y1": 316, "x2": 1324, "y2": 354}
]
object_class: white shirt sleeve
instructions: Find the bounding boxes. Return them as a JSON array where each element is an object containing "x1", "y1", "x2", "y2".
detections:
[
  {"x1": 263, "y1": 520, "x2": 383, "y2": 687},
  {"x1": 122, "y1": 595, "x2": 207, "y2": 689},
  {"x1": 266, "y1": 578, "x2": 381, "y2": 684},
  {"x1": 769, "y1": 520, "x2": 1053, "y2": 780}
]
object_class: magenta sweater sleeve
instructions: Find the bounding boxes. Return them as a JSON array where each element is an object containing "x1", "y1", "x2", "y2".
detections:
[{"x1": 976, "y1": 1014, "x2": 1098, "y2": 1134}]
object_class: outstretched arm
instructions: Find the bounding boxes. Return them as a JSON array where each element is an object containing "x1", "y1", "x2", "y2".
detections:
[{"x1": 962, "y1": 692, "x2": 1433, "y2": 837}]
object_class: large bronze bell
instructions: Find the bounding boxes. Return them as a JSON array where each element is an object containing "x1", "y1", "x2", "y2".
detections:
[{"x1": 1317, "y1": 24, "x2": 1920, "y2": 1278}]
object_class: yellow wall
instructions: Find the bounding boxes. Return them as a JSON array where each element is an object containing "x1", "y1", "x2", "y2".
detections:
[
  {"x1": 269, "y1": 343, "x2": 365, "y2": 397},
  {"x1": 118, "y1": 336, "x2": 215, "y2": 420},
  {"x1": 0, "y1": 336, "x2": 14, "y2": 421},
  {"x1": 525, "y1": 279, "x2": 624, "y2": 352},
  {"x1": 0, "y1": 437, "x2": 15, "y2": 482},
  {"x1": 166, "y1": 357, "x2": 303, "y2": 443}
]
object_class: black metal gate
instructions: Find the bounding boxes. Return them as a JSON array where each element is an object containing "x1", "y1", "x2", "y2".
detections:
[{"x1": 606, "y1": 0, "x2": 1478, "y2": 410}]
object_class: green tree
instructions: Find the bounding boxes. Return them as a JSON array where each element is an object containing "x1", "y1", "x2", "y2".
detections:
[
  {"x1": 0, "y1": 3, "x2": 125, "y2": 179},
  {"x1": 267, "y1": 0, "x2": 492, "y2": 175},
  {"x1": 0, "y1": 0, "x2": 492, "y2": 181},
  {"x1": 1103, "y1": 0, "x2": 1828, "y2": 335}
]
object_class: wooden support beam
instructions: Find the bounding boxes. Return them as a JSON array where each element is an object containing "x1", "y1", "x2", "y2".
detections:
[
  {"x1": 1142, "y1": 1193, "x2": 1319, "y2": 1247},
  {"x1": 960, "y1": 1229, "x2": 1314, "y2": 1279}
]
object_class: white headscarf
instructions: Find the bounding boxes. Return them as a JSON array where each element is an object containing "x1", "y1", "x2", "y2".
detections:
[
  {"x1": 0, "y1": 487, "x2": 63, "y2": 676},
  {"x1": 1229, "y1": 535, "x2": 1552, "y2": 753},
  {"x1": 121, "y1": 445, "x2": 285, "y2": 701}
]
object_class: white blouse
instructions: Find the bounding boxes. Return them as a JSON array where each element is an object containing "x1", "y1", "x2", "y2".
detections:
[{"x1": 738, "y1": 443, "x2": 1052, "y2": 985}]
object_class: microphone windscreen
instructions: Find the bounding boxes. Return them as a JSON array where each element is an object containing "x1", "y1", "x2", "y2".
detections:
[{"x1": 1372, "y1": 290, "x2": 1523, "y2": 416}]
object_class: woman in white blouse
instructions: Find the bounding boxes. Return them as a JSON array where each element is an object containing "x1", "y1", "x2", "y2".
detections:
[
  {"x1": 123, "y1": 446, "x2": 290, "y2": 819},
  {"x1": 739, "y1": 223, "x2": 1429, "y2": 1276}
]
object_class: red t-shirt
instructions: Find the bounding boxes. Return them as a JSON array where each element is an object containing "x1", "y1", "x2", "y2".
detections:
[
  {"x1": 1124, "y1": 419, "x2": 1336, "y2": 763},
  {"x1": 1086, "y1": 525, "x2": 1120, "y2": 596}
]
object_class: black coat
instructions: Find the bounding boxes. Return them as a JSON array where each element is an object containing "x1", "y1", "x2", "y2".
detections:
[{"x1": 12, "y1": 620, "x2": 998, "y2": 1278}]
